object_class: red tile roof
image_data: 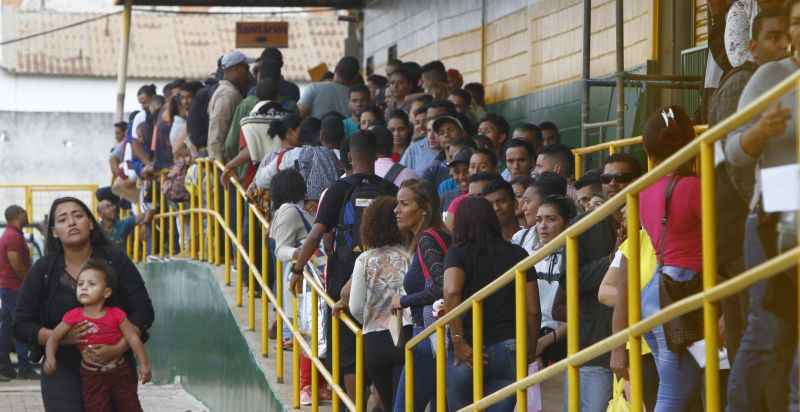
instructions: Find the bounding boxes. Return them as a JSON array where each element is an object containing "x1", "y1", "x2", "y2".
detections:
[{"x1": 3, "y1": 11, "x2": 348, "y2": 81}]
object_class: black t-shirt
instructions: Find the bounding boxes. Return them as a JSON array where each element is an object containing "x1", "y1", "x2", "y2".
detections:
[
  {"x1": 315, "y1": 173, "x2": 398, "y2": 298},
  {"x1": 444, "y1": 241, "x2": 534, "y2": 345}
]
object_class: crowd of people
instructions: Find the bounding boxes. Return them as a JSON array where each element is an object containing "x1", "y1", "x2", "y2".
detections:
[{"x1": 0, "y1": 0, "x2": 796, "y2": 411}]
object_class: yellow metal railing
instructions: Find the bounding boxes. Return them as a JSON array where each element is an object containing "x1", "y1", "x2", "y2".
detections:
[
  {"x1": 573, "y1": 125, "x2": 709, "y2": 179},
  {"x1": 130, "y1": 159, "x2": 366, "y2": 412},
  {"x1": 406, "y1": 71, "x2": 800, "y2": 412},
  {"x1": 0, "y1": 184, "x2": 99, "y2": 225}
]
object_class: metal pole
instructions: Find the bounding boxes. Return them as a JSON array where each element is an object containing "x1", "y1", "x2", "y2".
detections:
[
  {"x1": 581, "y1": 0, "x2": 591, "y2": 148},
  {"x1": 615, "y1": 0, "x2": 625, "y2": 139},
  {"x1": 114, "y1": 0, "x2": 132, "y2": 122}
]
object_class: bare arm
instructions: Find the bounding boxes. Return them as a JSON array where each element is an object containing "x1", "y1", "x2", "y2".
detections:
[
  {"x1": 7, "y1": 251, "x2": 29, "y2": 280},
  {"x1": 610, "y1": 264, "x2": 629, "y2": 379},
  {"x1": 297, "y1": 104, "x2": 311, "y2": 119},
  {"x1": 444, "y1": 266, "x2": 472, "y2": 367},
  {"x1": 598, "y1": 257, "x2": 625, "y2": 307},
  {"x1": 43, "y1": 322, "x2": 72, "y2": 375},
  {"x1": 120, "y1": 318, "x2": 151, "y2": 383},
  {"x1": 289, "y1": 223, "x2": 327, "y2": 294},
  {"x1": 525, "y1": 281, "x2": 541, "y2": 362}
]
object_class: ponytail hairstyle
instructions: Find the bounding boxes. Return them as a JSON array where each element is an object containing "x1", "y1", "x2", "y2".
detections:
[
  {"x1": 643, "y1": 105, "x2": 695, "y2": 163},
  {"x1": 137, "y1": 84, "x2": 157, "y2": 97},
  {"x1": 268, "y1": 113, "x2": 302, "y2": 140}
]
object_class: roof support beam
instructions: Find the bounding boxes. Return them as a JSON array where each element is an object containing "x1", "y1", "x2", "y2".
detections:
[{"x1": 115, "y1": 0, "x2": 133, "y2": 122}]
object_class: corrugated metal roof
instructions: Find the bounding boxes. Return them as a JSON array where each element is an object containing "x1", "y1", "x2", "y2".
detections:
[
  {"x1": 113, "y1": 1, "x2": 362, "y2": 7},
  {"x1": 4, "y1": 11, "x2": 348, "y2": 81}
]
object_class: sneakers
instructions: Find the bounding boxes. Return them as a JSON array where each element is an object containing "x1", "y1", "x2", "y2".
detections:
[{"x1": 299, "y1": 385, "x2": 333, "y2": 406}]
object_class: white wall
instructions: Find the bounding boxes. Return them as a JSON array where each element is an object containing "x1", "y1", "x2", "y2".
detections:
[{"x1": 0, "y1": 69, "x2": 167, "y2": 113}]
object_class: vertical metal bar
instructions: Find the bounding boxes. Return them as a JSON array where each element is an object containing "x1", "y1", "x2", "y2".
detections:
[
  {"x1": 515, "y1": 270, "x2": 528, "y2": 412},
  {"x1": 133, "y1": 215, "x2": 141, "y2": 262},
  {"x1": 197, "y1": 164, "x2": 205, "y2": 261},
  {"x1": 647, "y1": 157, "x2": 654, "y2": 172},
  {"x1": 159, "y1": 174, "x2": 166, "y2": 257},
  {"x1": 204, "y1": 160, "x2": 213, "y2": 262},
  {"x1": 262, "y1": 289, "x2": 268, "y2": 357},
  {"x1": 114, "y1": 0, "x2": 132, "y2": 122},
  {"x1": 581, "y1": 0, "x2": 591, "y2": 149},
  {"x1": 651, "y1": 0, "x2": 661, "y2": 61},
  {"x1": 574, "y1": 154, "x2": 584, "y2": 181},
  {"x1": 355, "y1": 331, "x2": 365, "y2": 412},
  {"x1": 311, "y1": 290, "x2": 319, "y2": 412},
  {"x1": 609, "y1": 146, "x2": 618, "y2": 155},
  {"x1": 150, "y1": 179, "x2": 157, "y2": 257},
  {"x1": 626, "y1": 194, "x2": 644, "y2": 412},
  {"x1": 189, "y1": 189, "x2": 196, "y2": 259},
  {"x1": 248, "y1": 207, "x2": 255, "y2": 331},
  {"x1": 213, "y1": 163, "x2": 221, "y2": 264},
  {"x1": 615, "y1": 0, "x2": 625, "y2": 140},
  {"x1": 405, "y1": 343, "x2": 415, "y2": 412},
  {"x1": 276, "y1": 260, "x2": 285, "y2": 383},
  {"x1": 566, "y1": 236, "x2": 580, "y2": 412},
  {"x1": 436, "y1": 326, "x2": 446, "y2": 412},
  {"x1": 291, "y1": 290, "x2": 300, "y2": 406},
  {"x1": 472, "y1": 301, "x2": 484, "y2": 411},
  {"x1": 179, "y1": 203, "x2": 185, "y2": 255},
  {"x1": 796, "y1": 78, "x2": 800, "y2": 388},
  {"x1": 332, "y1": 315, "x2": 341, "y2": 412},
  {"x1": 126, "y1": 209, "x2": 133, "y2": 257},
  {"x1": 236, "y1": 192, "x2": 243, "y2": 307},
  {"x1": 24, "y1": 187, "x2": 33, "y2": 234},
  {"x1": 701, "y1": 142, "x2": 721, "y2": 411},
  {"x1": 224, "y1": 181, "x2": 231, "y2": 285},
  {"x1": 168, "y1": 203, "x2": 174, "y2": 257}
]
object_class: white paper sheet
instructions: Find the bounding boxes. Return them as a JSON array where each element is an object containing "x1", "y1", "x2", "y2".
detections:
[
  {"x1": 688, "y1": 340, "x2": 731, "y2": 369},
  {"x1": 389, "y1": 312, "x2": 403, "y2": 347},
  {"x1": 761, "y1": 164, "x2": 800, "y2": 213}
]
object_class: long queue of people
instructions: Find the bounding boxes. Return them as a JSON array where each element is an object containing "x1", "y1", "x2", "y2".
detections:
[{"x1": 0, "y1": 1, "x2": 792, "y2": 411}]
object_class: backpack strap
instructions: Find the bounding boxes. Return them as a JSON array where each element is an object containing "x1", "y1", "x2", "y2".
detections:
[
  {"x1": 656, "y1": 175, "x2": 680, "y2": 266},
  {"x1": 292, "y1": 205, "x2": 312, "y2": 233},
  {"x1": 416, "y1": 228, "x2": 448, "y2": 281},
  {"x1": 384, "y1": 162, "x2": 406, "y2": 185}
]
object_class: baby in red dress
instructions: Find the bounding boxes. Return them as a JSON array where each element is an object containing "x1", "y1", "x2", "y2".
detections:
[{"x1": 44, "y1": 258, "x2": 151, "y2": 412}]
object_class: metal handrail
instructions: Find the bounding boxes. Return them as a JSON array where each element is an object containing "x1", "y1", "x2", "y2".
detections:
[
  {"x1": 406, "y1": 69, "x2": 800, "y2": 412},
  {"x1": 139, "y1": 158, "x2": 366, "y2": 412}
]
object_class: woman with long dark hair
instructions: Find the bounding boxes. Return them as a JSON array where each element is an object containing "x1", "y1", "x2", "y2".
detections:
[
  {"x1": 14, "y1": 197, "x2": 154, "y2": 411},
  {"x1": 443, "y1": 196, "x2": 540, "y2": 412},
  {"x1": 390, "y1": 179, "x2": 449, "y2": 412}
]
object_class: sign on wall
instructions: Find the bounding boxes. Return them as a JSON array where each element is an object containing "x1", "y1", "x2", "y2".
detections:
[{"x1": 235, "y1": 22, "x2": 289, "y2": 49}]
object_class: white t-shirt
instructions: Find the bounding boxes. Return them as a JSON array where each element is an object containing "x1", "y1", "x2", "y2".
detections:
[{"x1": 533, "y1": 250, "x2": 564, "y2": 330}]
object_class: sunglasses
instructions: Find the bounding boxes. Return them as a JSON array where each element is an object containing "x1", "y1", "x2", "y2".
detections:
[{"x1": 600, "y1": 173, "x2": 637, "y2": 184}]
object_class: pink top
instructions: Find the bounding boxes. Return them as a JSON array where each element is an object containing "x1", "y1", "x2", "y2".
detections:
[
  {"x1": 63, "y1": 306, "x2": 126, "y2": 349},
  {"x1": 639, "y1": 175, "x2": 702, "y2": 272}
]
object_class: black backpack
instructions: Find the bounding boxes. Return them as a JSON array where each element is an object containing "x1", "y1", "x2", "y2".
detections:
[{"x1": 332, "y1": 174, "x2": 397, "y2": 268}]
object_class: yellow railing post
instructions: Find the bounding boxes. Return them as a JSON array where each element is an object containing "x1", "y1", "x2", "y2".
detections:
[
  {"x1": 197, "y1": 163, "x2": 205, "y2": 261},
  {"x1": 213, "y1": 163, "x2": 221, "y2": 265},
  {"x1": 355, "y1": 330, "x2": 365, "y2": 412},
  {"x1": 609, "y1": 145, "x2": 617, "y2": 155},
  {"x1": 626, "y1": 194, "x2": 643, "y2": 412},
  {"x1": 404, "y1": 342, "x2": 414, "y2": 412},
  {"x1": 236, "y1": 192, "x2": 243, "y2": 306},
  {"x1": 150, "y1": 179, "x2": 158, "y2": 257},
  {"x1": 178, "y1": 203, "x2": 185, "y2": 255},
  {"x1": 472, "y1": 301, "x2": 484, "y2": 411},
  {"x1": 566, "y1": 236, "x2": 580, "y2": 412},
  {"x1": 204, "y1": 160, "x2": 213, "y2": 263},
  {"x1": 332, "y1": 314, "x2": 341, "y2": 412},
  {"x1": 311, "y1": 289, "x2": 320, "y2": 412},
  {"x1": 436, "y1": 326, "x2": 446, "y2": 412},
  {"x1": 700, "y1": 142, "x2": 721, "y2": 411},
  {"x1": 224, "y1": 182, "x2": 231, "y2": 285},
  {"x1": 292, "y1": 290, "x2": 300, "y2": 406},
  {"x1": 159, "y1": 174, "x2": 166, "y2": 257},
  {"x1": 189, "y1": 189, "x2": 196, "y2": 259},
  {"x1": 514, "y1": 270, "x2": 527, "y2": 412},
  {"x1": 276, "y1": 260, "x2": 285, "y2": 383},
  {"x1": 24, "y1": 187, "x2": 33, "y2": 235},
  {"x1": 261, "y1": 241, "x2": 269, "y2": 357},
  {"x1": 574, "y1": 154, "x2": 584, "y2": 180},
  {"x1": 168, "y1": 203, "x2": 174, "y2": 257},
  {"x1": 248, "y1": 207, "x2": 256, "y2": 331},
  {"x1": 133, "y1": 203, "x2": 141, "y2": 263}
]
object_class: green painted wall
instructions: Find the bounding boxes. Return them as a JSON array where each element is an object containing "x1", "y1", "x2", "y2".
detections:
[{"x1": 142, "y1": 260, "x2": 286, "y2": 412}]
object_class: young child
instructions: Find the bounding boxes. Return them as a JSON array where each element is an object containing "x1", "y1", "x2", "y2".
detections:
[{"x1": 44, "y1": 258, "x2": 151, "y2": 411}]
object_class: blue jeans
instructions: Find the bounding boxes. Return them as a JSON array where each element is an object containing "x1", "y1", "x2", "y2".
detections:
[
  {"x1": 562, "y1": 366, "x2": 612, "y2": 412},
  {"x1": 726, "y1": 213, "x2": 794, "y2": 412},
  {"x1": 641, "y1": 267, "x2": 703, "y2": 412},
  {"x1": 393, "y1": 325, "x2": 439, "y2": 412},
  {"x1": 0, "y1": 288, "x2": 30, "y2": 372},
  {"x1": 446, "y1": 338, "x2": 517, "y2": 412}
]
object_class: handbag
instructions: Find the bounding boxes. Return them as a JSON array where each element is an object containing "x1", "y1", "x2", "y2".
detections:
[
  {"x1": 605, "y1": 376, "x2": 631, "y2": 412},
  {"x1": 656, "y1": 175, "x2": 704, "y2": 352}
]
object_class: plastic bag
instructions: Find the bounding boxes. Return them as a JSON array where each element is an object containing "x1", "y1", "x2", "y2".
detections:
[
  {"x1": 606, "y1": 376, "x2": 630, "y2": 412},
  {"x1": 527, "y1": 360, "x2": 543, "y2": 412},
  {"x1": 298, "y1": 257, "x2": 328, "y2": 357}
]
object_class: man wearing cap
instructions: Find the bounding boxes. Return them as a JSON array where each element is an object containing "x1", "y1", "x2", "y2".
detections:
[
  {"x1": 420, "y1": 114, "x2": 465, "y2": 188},
  {"x1": 208, "y1": 50, "x2": 255, "y2": 161},
  {"x1": 440, "y1": 147, "x2": 473, "y2": 211}
]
